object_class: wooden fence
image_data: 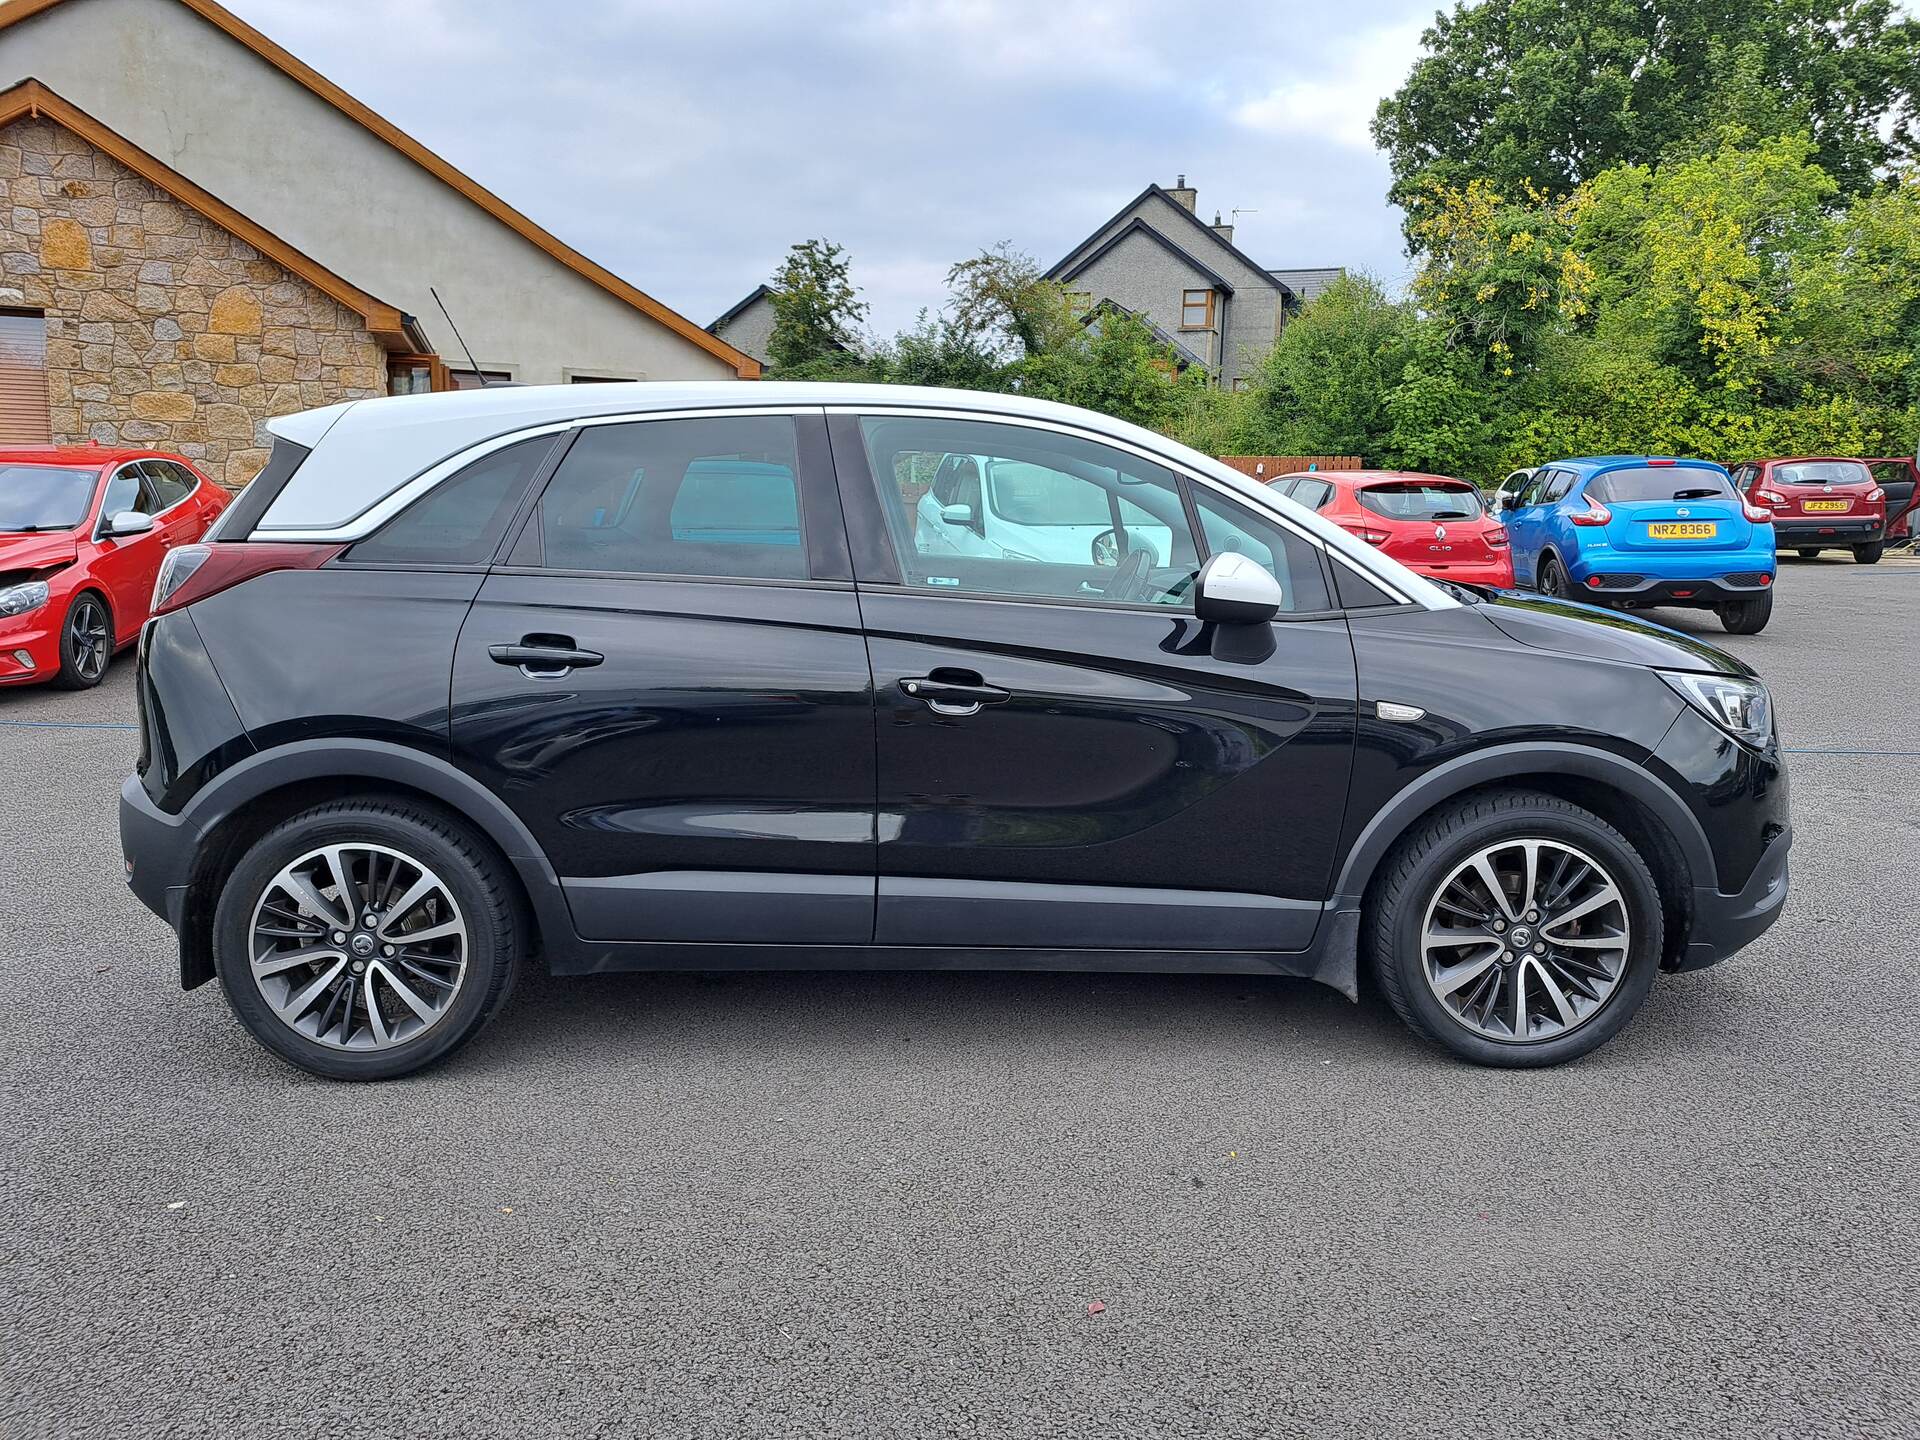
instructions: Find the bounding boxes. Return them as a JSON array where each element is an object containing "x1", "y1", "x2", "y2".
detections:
[{"x1": 1216, "y1": 456, "x2": 1363, "y2": 480}]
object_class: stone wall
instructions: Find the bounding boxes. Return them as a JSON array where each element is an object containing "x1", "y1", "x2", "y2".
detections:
[{"x1": 0, "y1": 116, "x2": 386, "y2": 486}]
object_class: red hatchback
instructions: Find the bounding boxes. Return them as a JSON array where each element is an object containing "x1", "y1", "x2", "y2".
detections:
[
  {"x1": 1729, "y1": 457, "x2": 1888, "y2": 562},
  {"x1": 1271, "y1": 469, "x2": 1514, "y2": 587},
  {"x1": 0, "y1": 446, "x2": 227, "y2": 688}
]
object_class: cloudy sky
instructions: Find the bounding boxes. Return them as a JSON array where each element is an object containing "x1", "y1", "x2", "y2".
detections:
[{"x1": 233, "y1": 0, "x2": 1432, "y2": 341}]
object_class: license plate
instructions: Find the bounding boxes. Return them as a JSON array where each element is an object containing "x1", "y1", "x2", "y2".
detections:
[
  {"x1": 1802, "y1": 499, "x2": 1850, "y2": 512},
  {"x1": 1649, "y1": 522, "x2": 1717, "y2": 539}
]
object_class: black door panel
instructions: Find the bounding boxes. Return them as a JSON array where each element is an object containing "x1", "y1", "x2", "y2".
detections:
[
  {"x1": 859, "y1": 590, "x2": 1357, "y2": 945},
  {"x1": 450, "y1": 574, "x2": 875, "y2": 936}
]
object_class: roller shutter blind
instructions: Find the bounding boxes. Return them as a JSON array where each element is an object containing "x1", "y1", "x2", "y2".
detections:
[{"x1": 0, "y1": 313, "x2": 51, "y2": 445}]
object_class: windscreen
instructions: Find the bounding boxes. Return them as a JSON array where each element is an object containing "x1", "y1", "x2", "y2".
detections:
[
  {"x1": 1590, "y1": 467, "x2": 1735, "y2": 503},
  {"x1": 1774, "y1": 461, "x2": 1871, "y2": 487},
  {"x1": 1356, "y1": 482, "x2": 1484, "y2": 521},
  {"x1": 0, "y1": 464, "x2": 95, "y2": 532}
]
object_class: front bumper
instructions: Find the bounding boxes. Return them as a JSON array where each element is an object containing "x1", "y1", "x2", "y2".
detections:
[
  {"x1": 1675, "y1": 824, "x2": 1792, "y2": 971},
  {"x1": 1773, "y1": 518, "x2": 1882, "y2": 547},
  {"x1": 0, "y1": 611, "x2": 60, "y2": 684}
]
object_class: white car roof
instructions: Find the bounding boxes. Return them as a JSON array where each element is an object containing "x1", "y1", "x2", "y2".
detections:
[{"x1": 257, "y1": 381, "x2": 1453, "y2": 609}]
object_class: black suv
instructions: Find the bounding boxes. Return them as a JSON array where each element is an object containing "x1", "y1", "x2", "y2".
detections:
[{"x1": 119, "y1": 384, "x2": 1791, "y2": 1079}]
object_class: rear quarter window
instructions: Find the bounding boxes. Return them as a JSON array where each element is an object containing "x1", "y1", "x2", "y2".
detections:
[{"x1": 347, "y1": 433, "x2": 557, "y2": 566}]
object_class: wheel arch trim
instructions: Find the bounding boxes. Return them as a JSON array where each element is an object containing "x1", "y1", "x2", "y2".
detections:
[
  {"x1": 173, "y1": 739, "x2": 573, "y2": 959},
  {"x1": 1329, "y1": 741, "x2": 1717, "y2": 904}
]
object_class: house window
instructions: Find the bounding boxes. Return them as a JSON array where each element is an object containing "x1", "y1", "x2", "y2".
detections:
[
  {"x1": 0, "y1": 311, "x2": 52, "y2": 444},
  {"x1": 448, "y1": 367, "x2": 513, "y2": 390},
  {"x1": 568, "y1": 373, "x2": 638, "y2": 384},
  {"x1": 1180, "y1": 290, "x2": 1215, "y2": 330},
  {"x1": 1064, "y1": 291, "x2": 1093, "y2": 316}
]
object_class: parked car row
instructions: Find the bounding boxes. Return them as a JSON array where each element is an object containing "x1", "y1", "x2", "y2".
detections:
[
  {"x1": 1277, "y1": 451, "x2": 1919, "y2": 636},
  {"x1": 0, "y1": 446, "x2": 228, "y2": 688}
]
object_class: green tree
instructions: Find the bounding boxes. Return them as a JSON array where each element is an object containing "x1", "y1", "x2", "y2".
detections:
[
  {"x1": 765, "y1": 239, "x2": 868, "y2": 374},
  {"x1": 1373, "y1": 0, "x2": 1920, "y2": 223},
  {"x1": 943, "y1": 242, "x2": 1078, "y2": 359}
]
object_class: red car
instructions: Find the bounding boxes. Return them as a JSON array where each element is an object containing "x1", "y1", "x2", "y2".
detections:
[
  {"x1": 1729, "y1": 457, "x2": 1889, "y2": 562},
  {"x1": 0, "y1": 446, "x2": 227, "y2": 688},
  {"x1": 1270, "y1": 469, "x2": 1514, "y2": 587}
]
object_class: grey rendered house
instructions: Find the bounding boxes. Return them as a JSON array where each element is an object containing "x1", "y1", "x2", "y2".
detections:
[{"x1": 1047, "y1": 177, "x2": 1342, "y2": 389}]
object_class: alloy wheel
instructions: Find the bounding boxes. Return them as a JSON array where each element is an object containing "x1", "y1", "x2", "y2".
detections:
[
  {"x1": 68, "y1": 597, "x2": 110, "y2": 681},
  {"x1": 247, "y1": 843, "x2": 468, "y2": 1051},
  {"x1": 1419, "y1": 838, "x2": 1631, "y2": 1043},
  {"x1": 1538, "y1": 558, "x2": 1565, "y2": 599}
]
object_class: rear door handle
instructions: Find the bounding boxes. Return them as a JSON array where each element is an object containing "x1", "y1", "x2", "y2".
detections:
[
  {"x1": 490, "y1": 639, "x2": 604, "y2": 678},
  {"x1": 900, "y1": 669, "x2": 1010, "y2": 717}
]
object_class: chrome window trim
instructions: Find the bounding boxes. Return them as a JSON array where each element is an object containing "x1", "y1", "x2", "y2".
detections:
[
  {"x1": 832, "y1": 403, "x2": 1439, "y2": 609},
  {"x1": 252, "y1": 407, "x2": 823, "y2": 543}
]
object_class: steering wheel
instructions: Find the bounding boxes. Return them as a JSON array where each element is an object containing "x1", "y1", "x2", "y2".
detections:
[{"x1": 1099, "y1": 547, "x2": 1153, "y2": 602}]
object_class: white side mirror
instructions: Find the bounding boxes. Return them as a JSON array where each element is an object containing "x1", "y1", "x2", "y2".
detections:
[
  {"x1": 105, "y1": 510, "x2": 155, "y2": 538},
  {"x1": 1194, "y1": 551, "x2": 1283, "y2": 624},
  {"x1": 939, "y1": 503, "x2": 975, "y2": 527}
]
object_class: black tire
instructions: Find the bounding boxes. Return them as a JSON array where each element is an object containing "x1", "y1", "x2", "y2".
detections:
[
  {"x1": 212, "y1": 799, "x2": 522, "y2": 1080},
  {"x1": 1853, "y1": 542, "x2": 1883, "y2": 564},
  {"x1": 1796, "y1": 548, "x2": 1819, "y2": 560},
  {"x1": 1717, "y1": 591, "x2": 1773, "y2": 634},
  {"x1": 1367, "y1": 789, "x2": 1664, "y2": 1067},
  {"x1": 52, "y1": 589, "x2": 112, "y2": 689},
  {"x1": 1536, "y1": 553, "x2": 1568, "y2": 599}
]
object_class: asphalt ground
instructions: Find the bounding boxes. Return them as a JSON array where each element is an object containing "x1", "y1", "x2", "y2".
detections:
[{"x1": 4, "y1": 551, "x2": 1916, "y2": 1438}]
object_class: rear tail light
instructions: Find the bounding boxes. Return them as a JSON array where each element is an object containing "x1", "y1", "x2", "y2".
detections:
[
  {"x1": 151, "y1": 542, "x2": 344, "y2": 618},
  {"x1": 1868, "y1": 486, "x2": 1885, "y2": 502},
  {"x1": 1742, "y1": 502, "x2": 1774, "y2": 523},
  {"x1": 1568, "y1": 500, "x2": 1612, "y2": 527},
  {"x1": 1485, "y1": 530, "x2": 1509, "y2": 548},
  {"x1": 1756, "y1": 489, "x2": 1785, "y2": 505},
  {"x1": 1342, "y1": 526, "x2": 1390, "y2": 545}
]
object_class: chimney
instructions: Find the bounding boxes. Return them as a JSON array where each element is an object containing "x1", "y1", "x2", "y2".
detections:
[
  {"x1": 1211, "y1": 210, "x2": 1234, "y2": 245},
  {"x1": 1167, "y1": 173, "x2": 1197, "y2": 212}
]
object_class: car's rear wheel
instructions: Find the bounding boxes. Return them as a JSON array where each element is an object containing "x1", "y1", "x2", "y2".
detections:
[
  {"x1": 1367, "y1": 789, "x2": 1663, "y2": 1066},
  {"x1": 212, "y1": 799, "x2": 521, "y2": 1080},
  {"x1": 1853, "y1": 542, "x2": 1883, "y2": 564},
  {"x1": 53, "y1": 590, "x2": 112, "y2": 689},
  {"x1": 1795, "y1": 547, "x2": 1819, "y2": 559},
  {"x1": 1536, "y1": 554, "x2": 1568, "y2": 599},
  {"x1": 1717, "y1": 591, "x2": 1773, "y2": 634}
]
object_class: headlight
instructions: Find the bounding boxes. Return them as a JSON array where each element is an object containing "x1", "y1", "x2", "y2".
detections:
[
  {"x1": 1660, "y1": 670, "x2": 1773, "y2": 747},
  {"x1": 0, "y1": 580, "x2": 49, "y2": 617}
]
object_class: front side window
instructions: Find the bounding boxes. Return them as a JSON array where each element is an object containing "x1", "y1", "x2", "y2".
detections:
[
  {"x1": 860, "y1": 415, "x2": 1201, "y2": 608},
  {"x1": 99, "y1": 466, "x2": 145, "y2": 522},
  {"x1": 1192, "y1": 487, "x2": 1332, "y2": 612},
  {"x1": 351, "y1": 434, "x2": 558, "y2": 567},
  {"x1": 0, "y1": 463, "x2": 96, "y2": 532},
  {"x1": 535, "y1": 416, "x2": 805, "y2": 580}
]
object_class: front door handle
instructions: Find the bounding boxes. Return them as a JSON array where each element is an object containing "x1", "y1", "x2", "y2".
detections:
[
  {"x1": 489, "y1": 638, "x2": 604, "y2": 678},
  {"x1": 900, "y1": 669, "x2": 1010, "y2": 717}
]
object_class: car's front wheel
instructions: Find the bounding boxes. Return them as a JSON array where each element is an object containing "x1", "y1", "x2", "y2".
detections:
[
  {"x1": 53, "y1": 590, "x2": 112, "y2": 689},
  {"x1": 212, "y1": 799, "x2": 522, "y2": 1080},
  {"x1": 1368, "y1": 790, "x2": 1663, "y2": 1066}
]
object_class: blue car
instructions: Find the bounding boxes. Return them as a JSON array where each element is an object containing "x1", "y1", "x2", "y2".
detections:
[{"x1": 1497, "y1": 457, "x2": 1778, "y2": 633}]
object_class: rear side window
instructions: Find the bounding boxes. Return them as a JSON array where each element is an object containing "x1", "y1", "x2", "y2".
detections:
[
  {"x1": 349, "y1": 434, "x2": 557, "y2": 566},
  {"x1": 146, "y1": 460, "x2": 195, "y2": 509},
  {"x1": 1356, "y1": 482, "x2": 1483, "y2": 520},
  {"x1": 1290, "y1": 480, "x2": 1332, "y2": 510},
  {"x1": 1589, "y1": 466, "x2": 1733, "y2": 503},
  {"x1": 533, "y1": 416, "x2": 805, "y2": 580}
]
